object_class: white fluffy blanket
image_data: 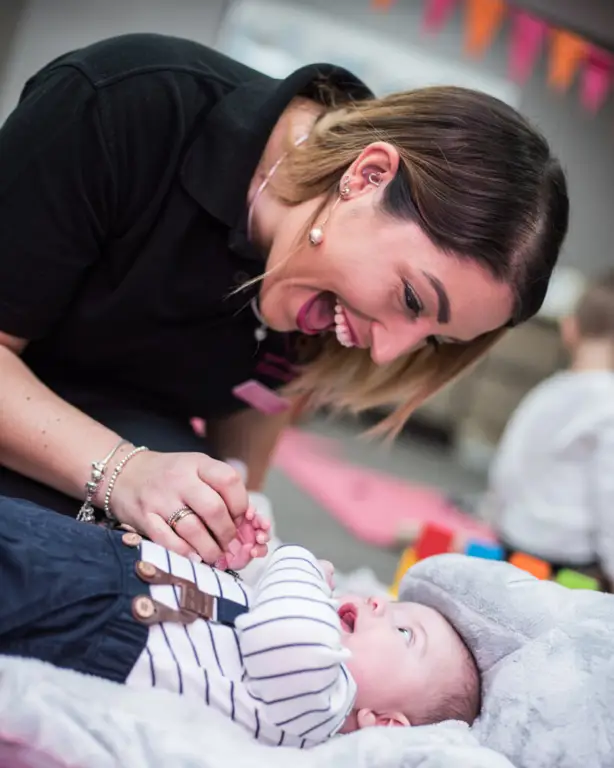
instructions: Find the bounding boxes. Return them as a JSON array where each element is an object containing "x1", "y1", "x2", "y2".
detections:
[{"x1": 0, "y1": 656, "x2": 513, "y2": 768}]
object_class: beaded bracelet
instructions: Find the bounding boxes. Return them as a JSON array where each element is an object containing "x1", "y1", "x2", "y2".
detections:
[
  {"x1": 76, "y1": 438, "x2": 131, "y2": 523},
  {"x1": 103, "y1": 445, "x2": 149, "y2": 521}
]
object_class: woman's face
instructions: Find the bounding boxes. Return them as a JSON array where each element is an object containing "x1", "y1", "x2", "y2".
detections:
[{"x1": 260, "y1": 147, "x2": 514, "y2": 365}]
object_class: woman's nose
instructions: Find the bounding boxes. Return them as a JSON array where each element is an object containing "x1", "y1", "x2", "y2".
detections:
[{"x1": 369, "y1": 321, "x2": 427, "y2": 366}]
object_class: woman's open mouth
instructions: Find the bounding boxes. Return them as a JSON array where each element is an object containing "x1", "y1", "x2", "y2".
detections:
[
  {"x1": 296, "y1": 292, "x2": 359, "y2": 348},
  {"x1": 338, "y1": 603, "x2": 357, "y2": 633}
]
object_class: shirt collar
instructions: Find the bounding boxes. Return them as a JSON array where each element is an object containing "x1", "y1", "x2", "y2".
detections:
[{"x1": 180, "y1": 63, "x2": 372, "y2": 262}]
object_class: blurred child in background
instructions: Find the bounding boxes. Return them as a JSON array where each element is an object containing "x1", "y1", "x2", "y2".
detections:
[{"x1": 482, "y1": 272, "x2": 614, "y2": 588}]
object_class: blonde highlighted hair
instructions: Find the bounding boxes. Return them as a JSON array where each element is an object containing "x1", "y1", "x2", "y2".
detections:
[{"x1": 263, "y1": 85, "x2": 569, "y2": 436}]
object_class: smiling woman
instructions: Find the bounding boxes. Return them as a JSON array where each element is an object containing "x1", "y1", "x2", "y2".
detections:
[
  {"x1": 248, "y1": 86, "x2": 569, "y2": 435},
  {"x1": 0, "y1": 34, "x2": 568, "y2": 561}
]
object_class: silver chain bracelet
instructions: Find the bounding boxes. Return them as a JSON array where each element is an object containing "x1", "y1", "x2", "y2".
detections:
[
  {"x1": 76, "y1": 438, "x2": 131, "y2": 523},
  {"x1": 103, "y1": 445, "x2": 149, "y2": 521}
]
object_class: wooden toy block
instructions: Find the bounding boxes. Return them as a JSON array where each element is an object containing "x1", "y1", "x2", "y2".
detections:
[
  {"x1": 555, "y1": 569, "x2": 600, "y2": 591},
  {"x1": 464, "y1": 540, "x2": 505, "y2": 560},
  {"x1": 415, "y1": 523, "x2": 454, "y2": 561},
  {"x1": 508, "y1": 552, "x2": 552, "y2": 580},
  {"x1": 389, "y1": 547, "x2": 418, "y2": 598},
  {"x1": 394, "y1": 519, "x2": 424, "y2": 548}
]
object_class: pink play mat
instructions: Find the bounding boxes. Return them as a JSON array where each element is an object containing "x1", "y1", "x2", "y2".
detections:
[{"x1": 272, "y1": 428, "x2": 495, "y2": 548}]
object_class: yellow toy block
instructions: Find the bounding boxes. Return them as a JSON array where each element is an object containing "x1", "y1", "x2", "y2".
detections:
[{"x1": 389, "y1": 547, "x2": 418, "y2": 598}]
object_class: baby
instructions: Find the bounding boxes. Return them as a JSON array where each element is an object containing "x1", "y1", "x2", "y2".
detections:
[{"x1": 0, "y1": 496, "x2": 480, "y2": 747}]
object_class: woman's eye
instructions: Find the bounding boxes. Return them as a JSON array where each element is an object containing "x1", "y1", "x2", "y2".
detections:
[
  {"x1": 403, "y1": 281, "x2": 423, "y2": 317},
  {"x1": 398, "y1": 627, "x2": 413, "y2": 644},
  {"x1": 427, "y1": 336, "x2": 440, "y2": 351}
]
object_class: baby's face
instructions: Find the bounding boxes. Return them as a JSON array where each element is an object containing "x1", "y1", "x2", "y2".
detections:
[{"x1": 337, "y1": 595, "x2": 471, "y2": 726}]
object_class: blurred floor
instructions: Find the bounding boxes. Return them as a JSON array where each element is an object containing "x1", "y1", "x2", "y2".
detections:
[{"x1": 263, "y1": 415, "x2": 488, "y2": 585}]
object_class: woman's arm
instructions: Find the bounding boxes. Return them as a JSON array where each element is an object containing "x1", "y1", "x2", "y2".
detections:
[
  {"x1": 0, "y1": 331, "x2": 248, "y2": 561},
  {"x1": 0, "y1": 333, "x2": 130, "y2": 501},
  {"x1": 0, "y1": 61, "x2": 250, "y2": 561},
  {"x1": 0, "y1": 65, "x2": 145, "y2": 503}
]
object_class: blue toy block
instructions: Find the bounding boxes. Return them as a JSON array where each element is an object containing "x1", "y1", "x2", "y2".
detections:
[{"x1": 464, "y1": 540, "x2": 505, "y2": 561}]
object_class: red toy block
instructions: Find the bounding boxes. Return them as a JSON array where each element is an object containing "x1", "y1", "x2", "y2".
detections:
[{"x1": 415, "y1": 522, "x2": 455, "y2": 561}]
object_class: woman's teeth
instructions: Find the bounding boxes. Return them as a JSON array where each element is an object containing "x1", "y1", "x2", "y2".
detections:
[{"x1": 334, "y1": 302, "x2": 355, "y2": 348}]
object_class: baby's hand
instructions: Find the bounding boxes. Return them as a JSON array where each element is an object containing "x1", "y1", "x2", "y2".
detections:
[
  {"x1": 319, "y1": 559, "x2": 335, "y2": 591},
  {"x1": 215, "y1": 506, "x2": 270, "y2": 571}
]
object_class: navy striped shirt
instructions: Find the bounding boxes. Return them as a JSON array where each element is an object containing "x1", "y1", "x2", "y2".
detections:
[{"x1": 126, "y1": 542, "x2": 357, "y2": 747}]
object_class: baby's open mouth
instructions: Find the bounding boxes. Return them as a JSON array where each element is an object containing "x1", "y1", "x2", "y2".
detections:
[{"x1": 338, "y1": 603, "x2": 357, "y2": 633}]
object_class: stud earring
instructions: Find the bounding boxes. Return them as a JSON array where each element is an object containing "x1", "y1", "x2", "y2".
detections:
[
  {"x1": 340, "y1": 175, "x2": 351, "y2": 198},
  {"x1": 308, "y1": 226, "x2": 324, "y2": 246},
  {"x1": 308, "y1": 177, "x2": 349, "y2": 246}
]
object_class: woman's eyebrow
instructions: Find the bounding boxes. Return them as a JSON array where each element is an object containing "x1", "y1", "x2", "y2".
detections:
[{"x1": 422, "y1": 271, "x2": 451, "y2": 324}]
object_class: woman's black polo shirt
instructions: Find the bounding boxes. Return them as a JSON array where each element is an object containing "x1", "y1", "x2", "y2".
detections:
[{"x1": 0, "y1": 34, "x2": 370, "y2": 420}]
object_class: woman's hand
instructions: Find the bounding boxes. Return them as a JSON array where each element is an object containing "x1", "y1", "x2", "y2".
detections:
[{"x1": 107, "y1": 450, "x2": 249, "y2": 563}]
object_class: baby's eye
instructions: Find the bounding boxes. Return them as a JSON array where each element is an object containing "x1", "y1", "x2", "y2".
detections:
[{"x1": 398, "y1": 627, "x2": 413, "y2": 644}]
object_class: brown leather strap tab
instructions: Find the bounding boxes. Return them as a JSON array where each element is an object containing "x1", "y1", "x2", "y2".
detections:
[
  {"x1": 131, "y1": 594, "x2": 198, "y2": 626},
  {"x1": 179, "y1": 583, "x2": 215, "y2": 618},
  {"x1": 133, "y1": 560, "x2": 216, "y2": 624},
  {"x1": 135, "y1": 560, "x2": 194, "y2": 590}
]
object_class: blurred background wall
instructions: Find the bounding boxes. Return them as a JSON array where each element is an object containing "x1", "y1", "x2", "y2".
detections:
[{"x1": 0, "y1": 0, "x2": 227, "y2": 113}]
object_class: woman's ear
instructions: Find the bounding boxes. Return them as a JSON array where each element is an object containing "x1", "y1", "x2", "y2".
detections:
[
  {"x1": 356, "y1": 709, "x2": 411, "y2": 729},
  {"x1": 348, "y1": 142, "x2": 400, "y2": 194}
]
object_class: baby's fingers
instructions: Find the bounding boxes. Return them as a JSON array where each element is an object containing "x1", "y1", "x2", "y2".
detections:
[{"x1": 251, "y1": 542, "x2": 269, "y2": 559}]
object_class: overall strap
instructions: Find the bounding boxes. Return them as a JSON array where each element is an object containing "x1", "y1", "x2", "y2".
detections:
[{"x1": 131, "y1": 560, "x2": 248, "y2": 628}]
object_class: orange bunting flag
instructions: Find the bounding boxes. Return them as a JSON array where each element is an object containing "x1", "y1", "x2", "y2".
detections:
[
  {"x1": 370, "y1": 0, "x2": 396, "y2": 9},
  {"x1": 464, "y1": 0, "x2": 506, "y2": 58},
  {"x1": 548, "y1": 29, "x2": 588, "y2": 92}
]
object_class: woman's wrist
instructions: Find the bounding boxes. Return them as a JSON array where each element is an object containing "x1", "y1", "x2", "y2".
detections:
[
  {"x1": 100, "y1": 444, "x2": 150, "y2": 520},
  {"x1": 76, "y1": 438, "x2": 135, "y2": 522},
  {"x1": 88, "y1": 440, "x2": 136, "y2": 508}
]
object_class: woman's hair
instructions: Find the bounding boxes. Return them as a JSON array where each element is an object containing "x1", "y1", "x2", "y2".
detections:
[{"x1": 274, "y1": 85, "x2": 570, "y2": 436}]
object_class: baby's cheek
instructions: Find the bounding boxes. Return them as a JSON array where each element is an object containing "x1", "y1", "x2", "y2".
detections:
[{"x1": 353, "y1": 642, "x2": 404, "y2": 700}]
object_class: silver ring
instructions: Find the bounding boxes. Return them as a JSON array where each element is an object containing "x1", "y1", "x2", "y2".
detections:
[{"x1": 167, "y1": 506, "x2": 195, "y2": 530}]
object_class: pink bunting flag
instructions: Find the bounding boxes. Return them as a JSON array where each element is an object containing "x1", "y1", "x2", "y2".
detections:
[
  {"x1": 423, "y1": 0, "x2": 458, "y2": 34},
  {"x1": 508, "y1": 10, "x2": 547, "y2": 84},
  {"x1": 580, "y1": 49, "x2": 613, "y2": 113}
]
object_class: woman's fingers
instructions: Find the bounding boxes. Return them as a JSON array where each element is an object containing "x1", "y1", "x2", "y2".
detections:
[
  {"x1": 141, "y1": 513, "x2": 202, "y2": 561},
  {"x1": 169, "y1": 510, "x2": 223, "y2": 564},
  {"x1": 107, "y1": 450, "x2": 251, "y2": 562},
  {"x1": 196, "y1": 457, "x2": 249, "y2": 521},
  {"x1": 183, "y1": 482, "x2": 236, "y2": 551}
]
